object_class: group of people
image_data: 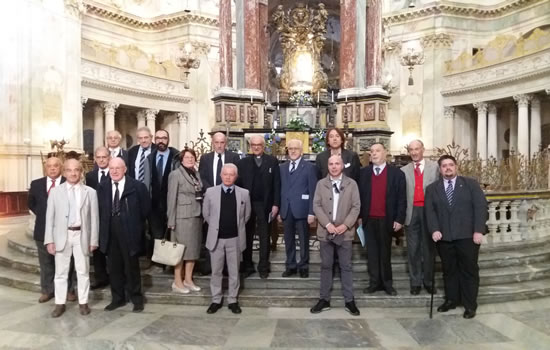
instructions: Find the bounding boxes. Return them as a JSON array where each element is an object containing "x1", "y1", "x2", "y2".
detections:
[{"x1": 28, "y1": 126, "x2": 487, "y2": 320}]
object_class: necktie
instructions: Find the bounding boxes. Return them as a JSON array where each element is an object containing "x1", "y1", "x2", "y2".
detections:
[
  {"x1": 332, "y1": 182, "x2": 340, "y2": 194},
  {"x1": 100, "y1": 170, "x2": 106, "y2": 183},
  {"x1": 414, "y1": 162, "x2": 421, "y2": 176},
  {"x1": 156, "y1": 154, "x2": 164, "y2": 184},
  {"x1": 113, "y1": 182, "x2": 120, "y2": 215},
  {"x1": 215, "y1": 153, "x2": 223, "y2": 186},
  {"x1": 290, "y1": 161, "x2": 296, "y2": 173},
  {"x1": 446, "y1": 180, "x2": 454, "y2": 205},
  {"x1": 48, "y1": 179, "x2": 56, "y2": 195},
  {"x1": 138, "y1": 148, "x2": 146, "y2": 182},
  {"x1": 68, "y1": 186, "x2": 77, "y2": 226},
  {"x1": 375, "y1": 167, "x2": 381, "y2": 176},
  {"x1": 111, "y1": 150, "x2": 117, "y2": 158},
  {"x1": 226, "y1": 187, "x2": 232, "y2": 194}
]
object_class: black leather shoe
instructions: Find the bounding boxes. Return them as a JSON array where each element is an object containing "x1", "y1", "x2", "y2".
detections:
[
  {"x1": 345, "y1": 301, "x2": 360, "y2": 316},
  {"x1": 90, "y1": 281, "x2": 109, "y2": 290},
  {"x1": 363, "y1": 285, "x2": 380, "y2": 294},
  {"x1": 424, "y1": 285, "x2": 437, "y2": 294},
  {"x1": 132, "y1": 304, "x2": 144, "y2": 313},
  {"x1": 410, "y1": 286, "x2": 421, "y2": 295},
  {"x1": 299, "y1": 269, "x2": 309, "y2": 278},
  {"x1": 259, "y1": 272, "x2": 269, "y2": 279},
  {"x1": 385, "y1": 287, "x2": 397, "y2": 296},
  {"x1": 310, "y1": 299, "x2": 331, "y2": 314},
  {"x1": 206, "y1": 303, "x2": 223, "y2": 314},
  {"x1": 282, "y1": 269, "x2": 297, "y2": 277},
  {"x1": 463, "y1": 309, "x2": 476, "y2": 319},
  {"x1": 104, "y1": 302, "x2": 126, "y2": 311},
  {"x1": 228, "y1": 302, "x2": 242, "y2": 314},
  {"x1": 437, "y1": 300, "x2": 457, "y2": 312}
]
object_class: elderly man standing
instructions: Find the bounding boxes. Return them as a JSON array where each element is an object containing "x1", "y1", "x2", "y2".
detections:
[
  {"x1": 199, "y1": 132, "x2": 241, "y2": 189},
  {"x1": 279, "y1": 139, "x2": 318, "y2": 278},
  {"x1": 127, "y1": 126, "x2": 157, "y2": 181},
  {"x1": 311, "y1": 155, "x2": 361, "y2": 316},
  {"x1": 105, "y1": 130, "x2": 128, "y2": 165},
  {"x1": 44, "y1": 159, "x2": 99, "y2": 317},
  {"x1": 203, "y1": 164, "x2": 251, "y2": 314},
  {"x1": 237, "y1": 135, "x2": 280, "y2": 279},
  {"x1": 401, "y1": 140, "x2": 439, "y2": 295}
]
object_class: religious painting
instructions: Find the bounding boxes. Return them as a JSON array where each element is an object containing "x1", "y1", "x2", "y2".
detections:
[
  {"x1": 247, "y1": 105, "x2": 258, "y2": 123},
  {"x1": 379, "y1": 104, "x2": 386, "y2": 121},
  {"x1": 355, "y1": 105, "x2": 361, "y2": 122},
  {"x1": 215, "y1": 104, "x2": 222, "y2": 122},
  {"x1": 225, "y1": 104, "x2": 237, "y2": 122},
  {"x1": 364, "y1": 104, "x2": 375, "y2": 121},
  {"x1": 239, "y1": 105, "x2": 245, "y2": 122},
  {"x1": 343, "y1": 105, "x2": 353, "y2": 122}
]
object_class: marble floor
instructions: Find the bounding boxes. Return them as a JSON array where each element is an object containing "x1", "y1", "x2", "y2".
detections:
[{"x1": 0, "y1": 286, "x2": 548, "y2": 349}]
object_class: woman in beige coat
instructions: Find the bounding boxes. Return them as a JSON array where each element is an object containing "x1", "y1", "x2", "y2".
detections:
[{"x1": 167, "y1": 148, "x2": 203, "y2": 294}]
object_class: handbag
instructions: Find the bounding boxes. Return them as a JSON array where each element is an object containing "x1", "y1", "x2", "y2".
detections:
[{"x1": 152, "y1": 228, "x2": 185, "y2": 266}]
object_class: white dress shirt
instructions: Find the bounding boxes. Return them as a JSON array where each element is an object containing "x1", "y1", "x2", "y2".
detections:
[
  {"x1": 66, "y1": 183, "x2": 82, "y2": 227},
  {"x1": 414, "y1": 159, "x2": 425, "y2": 174},
  {"x1": 134, "y1": 147, "x2": 152, "y2": 177},
  {"x1": 372, "y1": 162, "x2": 387, "y2": 176},
  {"x1": 330, "y1": 175, "x2": 342, "y2": 222},
  {"x1": 46, "y1": 176, "x2": 62, "y2": 192},
  {"x1": 289, "y1": 157, "x2": 302, "y2": 172},
  {"x1": 112, "y1": 177, "x2": 126, "y2": 201},
  {"x1": 109, "y1": 147, "x2": 121, "y2": 158},
  {"x1": 213, "y1": 152, "x2": 225, "y2": 185},
  {"x1": 98, "y1": 168, "x2": 109, "y2": 183}
]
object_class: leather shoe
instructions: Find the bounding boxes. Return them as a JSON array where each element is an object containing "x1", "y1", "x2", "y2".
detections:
[
  {"x1": 104, "y1": 301, "x2": 126, "y2": 311},
  {"x1": 66, "y1": 291, "x2": 77, "y2": 302},
  {"x1": 51, "y1": 304, "x2": 66, "y2": 318},
  {"x1": 79, "y1": 303, "x2": 91, "y2": 316},
  {"x1": 228, "y1": 302, "x2": 242, "y2": 314},
  {"x1": 385, "y1": 287, "x2": 397, "y2": 296},
  {"x1": 133, "y1": 304, "x2": 144, "y2": 313},
  {"x1": 424, "y1": 285, "x2": 437, "y2": 294},
  {"x1": 282, "y1": 269, "x2": 297, "y2": 277},
  {"x1": 206, "y1": 303, "x2": 223, "y2": 314},
  {"x1": 437, "y1": 300, "x2": 457, "y2": 313},
  {"x1": 345, "y1": 300, "x2": 360, "y2": 316},
  {"x1": 299, "y1": 269, "x2": 309, "y2": 278},
  {"x1": 259, "y1": 272, "x2": 269, "y2": 279},
  {"x1": 38, "y1": 293, "x2": 54, "y2": 303},
  {"x1": 363, "y1": 285, "x2": 380, "y2": 294},
  {"x1": 463, "y1": 309, "x2": 476, "y2": 319},
  {"x1": 90, "y1": 281, "x2": 109, "y2": 290},
  {"x1": 410, "y1": 286, "x2": 421, "y2": 295}
]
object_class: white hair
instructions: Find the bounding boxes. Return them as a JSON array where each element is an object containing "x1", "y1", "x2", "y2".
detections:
[
  {"x1": 222, "y1": 163, "x2": 238, "y2": 175},
  {"x1": 249, "y1": 135, "x2": 266, "y2": 145}
]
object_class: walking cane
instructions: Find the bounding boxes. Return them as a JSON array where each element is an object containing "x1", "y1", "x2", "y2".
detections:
[{"x1": 429, "y1": 242, "x2": 437, "y2": 319}]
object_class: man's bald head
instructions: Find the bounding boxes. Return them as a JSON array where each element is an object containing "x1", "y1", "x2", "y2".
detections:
[
  {"x1": 212, "y1": 132, "x2": 227, "y2": 154},
  {"x1": 408, "y1": 139, "x2": 425, "y2": 162},
  {"x1": 63, "y1": 158, "x2": 83, "y2": 185},
  {"x1": 109, "y1": 157, "x2": 127, "y2": 181},
  {"x1": 45, "y1": 157, "x2": 62, "y2": 179}
]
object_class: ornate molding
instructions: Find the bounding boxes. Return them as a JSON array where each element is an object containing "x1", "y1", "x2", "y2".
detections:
[
  {"x1": 488, "y1": 103, "x2": 497, "y2": 114},
  {"x1": 383, "y1": 40, "x2": 402, "y2": 54},
  {"x1": 531, "y1": 97, "x2": 541, "y2": 108},
  {"x1": 145, "y1": 109, "x2": 159, "y2": 121},
  {"x1": 421, "y1": 33, "x2": 453, "y2": 48},
  {"x1": 513, "y1": 94, "x2": 532, "y2": 107},
  {"x1": 443, "y1": 106, "x2": 455, "y2": 119},
  {"x1": 65, "y1": 0, "x2": 86, "y2": 19},
  {"x1": 81, "y1": 97, "x2": 88, "y2": 108},
  {"x1": 473, "y1": 102, "x2": 488, "y2": 114},
  {"x1": 101, "y1": 102, "x2": 119, "y2": 115},
  {"x1": 177, "y1": 112, "x2": 189, "y2": 124}
]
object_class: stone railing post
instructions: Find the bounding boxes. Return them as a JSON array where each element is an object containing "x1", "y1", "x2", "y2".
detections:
[
  {"x1": 486, "y1": 201, "x2": 499, "y2": 244},
  {"x1": 509, "y1": 200, "x2": 521, "y2": 241},
  {"x1": 498, "y1": 201, "x2": 511, "y2": 242}
]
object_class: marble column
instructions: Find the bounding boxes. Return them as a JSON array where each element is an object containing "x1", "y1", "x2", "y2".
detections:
[
  {"x1": 473, "y1": 102, "x2": 488, "y2": 159},
  {"x1": 259, "y1": 0, "x2": 269, "y2": 94},
  {"x1": 177, "y1": 112, "x2": 189, "y2": 149},
  {"x1": 145, "y1": 109, "x2": 159, "y2": 135},
  {"x1": 102, "y1": 102, "x2": 119, "y2": 134},
  {"x1": 530, "y1": 97, "x2": 541, "y2": 157},
  {"x1": 513, "y1": 94, "x2": 531, "y2": 157},
  {"x1": 243, "y1": 0, "x2": 260, "y2": 91},
  {"x1": 219, "y1": 0, "x2": 233, "y2": 88},
  {"x1": 443, "y1": 106, "x2": 455, "y2": 144},
  {"x1": 509, "y1": 107, "x2": 518, "y2": 153},
  {"x1": 366, "y1": 0, "x2": 383, "y2": 90},
  {"x1": 340, "y1": 0, "x2": 358, "y2": 90},
  {"x1": 487, "y1": 104, "x2": 498, "y2": 159},
  {"x1": 136, "y1": 111, "x2": 146, "y2": 129},
  {"x1": 93, "y1": 104, "x2": 104, "y2": 149}
]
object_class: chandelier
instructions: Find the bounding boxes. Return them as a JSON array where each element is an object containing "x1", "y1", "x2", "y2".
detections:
[
  {"x1": 176, "y1": 42, "x2": 201, "y2": 89},
  {"x1": 400, "y1": 47, "x2": 424, "y2": 85}
]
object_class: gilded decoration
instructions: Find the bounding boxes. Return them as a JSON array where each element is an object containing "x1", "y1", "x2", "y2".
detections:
[
  {"x1": 364, "y1": 104, "x2": 375, "y2": 121},
  {"x1": 272, "y1": 3, "x2": 328, "y2": 93}
]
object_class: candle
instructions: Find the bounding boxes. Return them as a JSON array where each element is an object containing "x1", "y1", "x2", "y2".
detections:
[
  {"x1": 317, "y1": 91, "x2": 320, "y2": 103},
  {"x1": 250, "y1": 95, "x2": 253, "y2": 104},
  {"x1": 331, "y1": 91, "x2": 334, "y2": 102},
  {"x1": 345, "y1": 95, "x2": 348, "y2": 103},
  {"x1": 277, "y1": 91, "x2": 280, "y2": 104},
  {"x1": 264, "y1": 91, "x2": 267, "y2": 101}
]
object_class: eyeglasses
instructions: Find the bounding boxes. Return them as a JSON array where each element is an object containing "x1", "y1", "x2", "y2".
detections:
[
  {"x1": 250, "y1": 143, "x2": 263, "y2": 147},
  {"x1": 288, "y1": 147, "x2": 301, "y2": 151}
]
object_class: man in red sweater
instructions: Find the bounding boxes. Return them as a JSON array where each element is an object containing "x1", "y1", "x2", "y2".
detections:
[{"x1": 358, "y1": 143, "x2": 407, "y2": 296}]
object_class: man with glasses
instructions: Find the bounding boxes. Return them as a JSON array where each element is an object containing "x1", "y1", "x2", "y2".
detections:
[{"x1": 105, "y1": 130, "x2": 128, "y2": 165}]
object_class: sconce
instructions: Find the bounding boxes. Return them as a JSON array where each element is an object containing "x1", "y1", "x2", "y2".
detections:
[
  {"x1": 400, "y1": 47, "x2": 424, "y2": 85},
  {"x1": 176, "y1": 42, "x2": 201, "y2": 89},
  {"x1": 50, "y1": 139, "x2": 68, "y2": 152}
]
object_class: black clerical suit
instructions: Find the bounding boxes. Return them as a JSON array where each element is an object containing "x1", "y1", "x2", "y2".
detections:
[{"x1": 199, "y1": 150, "x2": 241, "y2": 189}]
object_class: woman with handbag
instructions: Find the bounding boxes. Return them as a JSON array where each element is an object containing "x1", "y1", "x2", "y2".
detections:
[{"x1": 167, "y1": 148, "x2": 203, "y2": 294}]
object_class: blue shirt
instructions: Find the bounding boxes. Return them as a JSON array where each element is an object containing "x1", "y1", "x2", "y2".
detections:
[
  {"x1": 221, "y1": 184, "x2": 235, "y2": 193},
  {"x1": 444, "y1": 177, "x2": 457, "y2": 191},
  {"x1": 289, "y1": 157, "x2": 302, "y2": 172}
]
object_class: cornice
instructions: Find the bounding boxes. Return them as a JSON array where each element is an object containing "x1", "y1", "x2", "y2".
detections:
[{"x1": 383, "y1": 0, "x2": 544, "y2": 25}]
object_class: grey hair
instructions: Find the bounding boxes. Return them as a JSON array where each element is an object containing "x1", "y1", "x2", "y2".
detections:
[
  {"x1": 106, "y1": 130, "x2": 122, "y2": 139},
  {"x1": 408, "y1": 139, "x2": 425, "y2": 148},
  {"x1": 249, "y1": 135, "x2": 266, "y2": 145},
  {"x1": 94, "y1": 146, "x2": 110, "y2": 157},
  {"x1": 222, "y1": 163, "x2": 238, "y2": 175},
  {"x1": 136, "y1": 126, "x2": 152, "y2": 136},
  {"x1": 287, "y1": 139, "x2": 303, "y2": 148}
]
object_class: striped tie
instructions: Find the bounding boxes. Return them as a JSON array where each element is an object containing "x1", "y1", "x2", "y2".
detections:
[
  {"x1": 138, "y1": 148, "x2": 146, "y2": 182},
  {"x1": 446, "y1": 180, "x2": 454, "y2": 205}
]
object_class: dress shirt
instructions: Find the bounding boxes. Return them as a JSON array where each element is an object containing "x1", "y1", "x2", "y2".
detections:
[
  {"x1": 98, "y1": 168, "x2": 109, "y2": 183},
  {"x1": 213, "y1": 152, "x2": 225, "y2": 185},
  {"x1": 156, "y1": 149, "x2": 170, "y2": 177},
  {"x1": 330, "y1": 175, "x2": 342, "y2": 222},
  {"x1": 289, "y1": 157, "x2": 302, "y2": 172},
  {"x1": 66, "y1": 183, "x2": 82, "y2": 227},
  {"x1": 112, "y1": 177, "x2": 126, "y2": 201},
  {"x1": 46, "y1": 176, "x2": 62, "y2": 192},
  {"x1": 444, "y1": 176, "x2": 457, "y2": 191},
  {"x1": 221, "y1": 184, "x2": 235, "y2": 193},
  {"x1": 109, "y1": 147, "x2": 121, "y2": 158},
  {"x1": 414, "y1": 159, "x2": 425, "y2": 174},
  {"x1": 372, "y1": 162, "x2": 387, "y2": 175},
  {"x1": 134, "y1": 146, "x2": 152, "y2": 178}
]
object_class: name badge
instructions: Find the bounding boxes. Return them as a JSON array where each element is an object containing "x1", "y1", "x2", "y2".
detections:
[
  {"x1": 345, "y1": 163, "x2": 351, "y2": 168},
  {"x1": 269, "y1": 168, "x2": 272, "y2": 173},
  {"x1": 301, "y1": 194, "x2": 309, "y2": 200}
]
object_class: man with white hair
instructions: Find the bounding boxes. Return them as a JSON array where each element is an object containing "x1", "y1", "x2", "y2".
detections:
[{"x1": 105, "y1": 130, "x2": 128, "y2": 165}]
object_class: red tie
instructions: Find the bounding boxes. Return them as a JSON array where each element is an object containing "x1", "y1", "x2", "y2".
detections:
[
  {"x1": 414, "y1": 162, "x2": 421, "y2": 176},
  {"x1": 48, "y1": 179, "x2": 56, "y2": 195}
]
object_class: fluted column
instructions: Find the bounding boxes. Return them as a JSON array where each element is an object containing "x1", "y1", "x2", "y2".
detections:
[
  {"x1": 530, "y1": 97, "x2": 541, "y2": 157},
  {"x1": 177, "y1": 112, "x2": 188, "y2": 149},
  {"x1": 136, "y1": 111, "x2": 146, "y2": 129},
  {"x1": 219, "y1": 0, "x2": 233, "y2": 88},
  {"x1": 93, "y1": 103, "x2": 104, "y2": 149},
  {"x1": 473, "y1": 102, "x2": 488, "y2": 159},
  {"x1": 145, "y1": 109, "x2": 159, "y2": 135},
  {"x1": 487, "y1": 104, "x2": 498, "y2": 159},
  {"x1": 513, "y1": 94, "x2": 531, "y2": 157},
  {"x1": 509, "y1": 107, "x2": 518, "y2": 153},
  {"x1": 443, "y1": 106, "x2": 455, "y2": 144},
  {"x1": 101, "y1": 102, "x2": 119, "y2": 135}
]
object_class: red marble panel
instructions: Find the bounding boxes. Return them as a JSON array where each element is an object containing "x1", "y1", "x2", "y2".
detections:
[
  {"x1": 379, "y1": 103, "x2": 386, "y2": 121},
  {"x1": 364, "y1": 104, "x2": 375, "y2": 121},
  {"x1": 339, "y1": 0, "x2": 356, "y2": 89},
  {"x1": 355, "y1": 105, "x2": 361, "y2": 122},
  {"x1": 259, "y1": 2, "x2": 269, "y2": 93},
  {"x1": 225, "y1": 104, "x2": 237, "y2": 122},
  {"x1": 219, "y1": 0, "x2": 233, "y2": 87},
  {"x1": 244, "y1": 0, "x2": 260, "y2": 89},
  {"x1": 366, "y1": 0, "x2": 382, "y2": 86},
  {"x1": 240, "y1": 105, "x2": 245, "y2": 122},
  {"x1": 343, "y1": 105, "x2": 353, "y2": 122},
  {"x1": 216, "y1": 104, "x2": 222, "y2": 122}
]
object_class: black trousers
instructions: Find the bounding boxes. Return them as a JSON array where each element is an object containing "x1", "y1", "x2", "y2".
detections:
[
  {"x1": 147, "y1": 206, "x2": 167, "y2": 258},
  {"x1": 406, "y1": 206, "x2": 435, "y2": 288},
  {"x1": 92, "y1": 249, "x2": 109, "y2": 284},
  {"x1": 437, "y1": 238, "x2": 480, "y2": 311},
  {"x1": 108, "y1": 216, "x2": 143, "y2": 306},
  {"x1": 365, "y1": 217, "x2": 393, "y2": 290},
  {"x1": 243, "y1": 201, "x2": 271, "y2": 273}
]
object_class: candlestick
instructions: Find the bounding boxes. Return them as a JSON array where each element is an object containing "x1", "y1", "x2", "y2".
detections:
[
  {"x1": 331, "y1": 91, "x2": 334, "y2": 102},
  {"x1": 317, "y1": 91, "x2": 320, "y2": 104},
  {"x1": 277, "y1": 91, "x2": 280, "y2": 104},
  {"x1": 345, "y1": 95, "x2": 348, "y2": 103},
  {"x1": 250, "y1": 95, "x2": 253, "y2": 104}
]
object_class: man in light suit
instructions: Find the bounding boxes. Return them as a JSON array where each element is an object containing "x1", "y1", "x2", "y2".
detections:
[
  {"x1": 106, "y1": 130, "x2": 129, "y2": 165},
  {"x1": 401, "y1": 140, "x2": 439, "y2": 295},
  {"x1": 279, "y1": 139, "x2": 318, "y2": 278},
  {"x1": 425, "y1": 155, "x2": 487, "y2": 319},
  {"x1": 44, "y1": 159, "x2": 99, "y2": 318},
  {"x1": 199, "y1": 132, "x2": 241, "y2": 189},
  {"x1": 203, "y1": 164, "x2": 251, "y2": 314}
]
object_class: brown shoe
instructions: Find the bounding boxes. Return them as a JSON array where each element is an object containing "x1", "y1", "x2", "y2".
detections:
[
  {"x1": 38, "y1": 293, "x2": 53, "y2": 303},
  {"x1": 79, "y1": 303, "x2": 91, "y2": 316},
  {"x1": 51, "y1": 304, "x2": 66, "y2": 318},
  {"x1": 67, "y1": 292, "x2": 77, "y2": 302}
]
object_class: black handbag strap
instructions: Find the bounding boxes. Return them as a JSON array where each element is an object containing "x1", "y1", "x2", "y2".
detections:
[{"x1": 163, "y1": 228, "x2": 172, "y2": 241}]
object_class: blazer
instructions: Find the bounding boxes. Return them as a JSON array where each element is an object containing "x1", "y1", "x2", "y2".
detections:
[
  {"x1": 425, "y1": 176, "x2": 487, "y2": 242},
  {"x1": 237, "y1": 153, "x2": 281, "y2": 211},
  {"x1": 313, "y1": 175, "x2": 361, "y2": 241},
  {"x1": 43, "y1": 183, "x2": 99, "y2": 256},
  {"x1": 401, "y1": 159, "x2": 439, "y2": 225},
  {"x1": 316, "y1": 148, "x2": 361, "y2": 183},
  {"x1": 202, "y1": 185, "x2": 251, "y2": 253},
  {"x1": 279, "y1": 159, "x2": 318, "y2": 220},
  {"x1": 358, "y1": 164, "x2": 407, "y2": 230},
  {"x1": 127, "y1": 143, "x2": 157, "y2": 179},
  {"x1": 167, "y1": 166, "x2": 203, "y2": 227},
  {"x1": 85, "y1": 168, "x2": 110, "y2": 191},
  {"x1": 93, "y1": 149, "x2": 129, "y2": 170},
  {"x1": 143, "y1": 147, "x2": 179, "y2": 213},
  {"x1": 199, "y1": 150, "x2": 241, "y2": 189},
  {"x1": 97, "y1": 176, "x2": 151, "y2": 256},
  {"x1": 28, "y1": 176, "x2": 66, "y2": 241}
]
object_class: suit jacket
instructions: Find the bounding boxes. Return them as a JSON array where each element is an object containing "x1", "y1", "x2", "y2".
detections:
[
  {"x1": 401, "y1": 159, "x2": 439, "y2": 225},
  {"x1": 358, "y1": 164, "x2": 407, "y2": 230},
  {"x1": 316, "y1": 149, "x2": 361, "y2": 183},
  {"x1": 127, "y1": 144, "x2": 157, "y2": 179},
  {"x1": 85, "y1": 168, "x2": 111, "y2": 191},
  {"x1": 28, "y1": 176, "x2": 66, "y2": 241},
  {"x1": 313, "y1": 175, "x2": 361, "y2": 241},
  {"x1": 97, "y1": 176, "x2": 151, "y2": 256},
  {"x1": 279, "y1": 159, "x2": 318, "y2": 220},
  {"x1": 43, "y1": 183, "x2": 99, "y2": 256},
  {"x1": 143, "y1": 147, "x2": 179, "y2": 214},
  {"x1": 93, "y1": 149, "x2": 129, "y2": 170},
  {"x1": 425, "y1": 176, "x2": 487, "y2": 241},
  {"x1": 237, "y1": 153, "x2": 281, "y2": 212},
  {"x1": 167, "y1": 166, "x2": 203, "y2": 227},
  {"x1": 199, "y1": 150, "x2": 241, "y2": 189},
  {"x1": 202, "y1": 185, "x2": 251, "y2": 253}
]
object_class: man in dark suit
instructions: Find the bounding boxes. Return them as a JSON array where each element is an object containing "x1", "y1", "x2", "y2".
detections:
[
  {"x1": 279, "y1": 139, "x2": 317, "y2": 278},
  {"x1": 85, "y1": 146, "x2": 111, "y2": 289},
  {"x1": 199, "y1": 132, "x2": 241, "y2": 189},
  {"x1": 28, "y1": 157, "x2": 76, "y2": 303},
  {"x1": 359, "y1": 142, "x2": 406, "y2": 296},
  {"x1": 106, "y1": 130, "x2": 129, "y2": 165},
  {"x1": 127, "y1": 126, "x2": 156, "y2": 181},
  {"x1": 97, "y1": 157, "x2": 151, "y2": 312},
  {"x1": 425, "y1": 155, "x2": 487, "y2": 319},
  {"x1": 237, "y1": 135, "x2": 281, "y2": 279}
]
